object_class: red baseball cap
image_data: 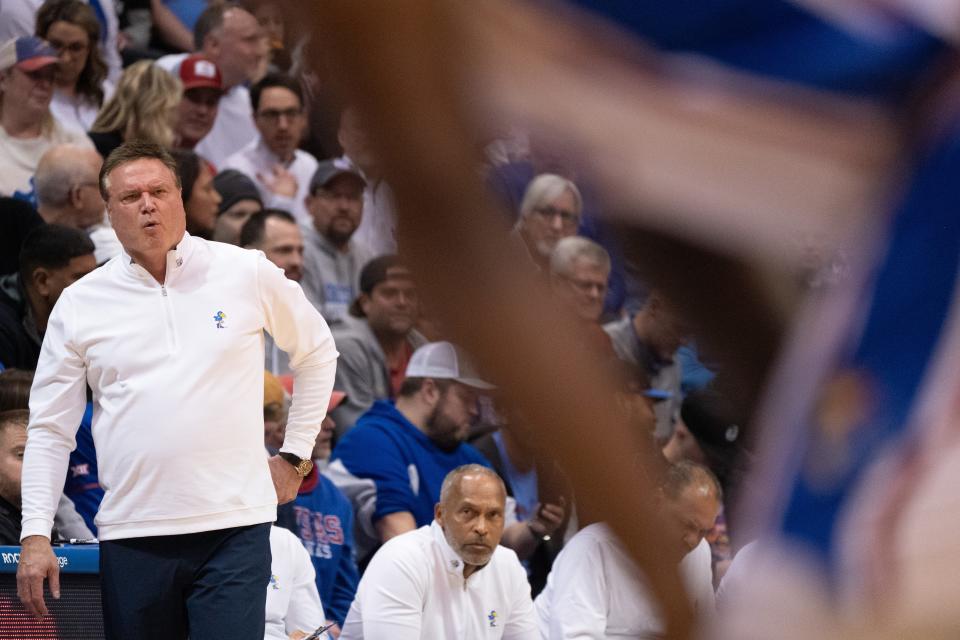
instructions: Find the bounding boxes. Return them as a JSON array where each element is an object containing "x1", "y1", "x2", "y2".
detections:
[
  {"x1": 0, "y1": 37, "x2": 59, "y2": 73},
  {"x1": 179, "y1": 55, "x2": 222, "y2": 92}
]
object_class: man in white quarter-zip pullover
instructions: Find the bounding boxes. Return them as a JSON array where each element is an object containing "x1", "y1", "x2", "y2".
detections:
[
  {"x1": 15, "y1": 140, "x2": 338, "y2": 640},
  {"x1": 340, "y1": 464, "x2": 538, "y2": 640}
]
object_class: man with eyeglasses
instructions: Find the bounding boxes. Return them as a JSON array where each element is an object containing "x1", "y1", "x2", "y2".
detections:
[
  {"x1": 223, "y1": 72, "x2": 318, "y2": 227},
  {"x1": 513, "y1": 173, "x2": 582, "y2": 272},
  {"x1": 0, "y1": 37, "x2": 93, "y2": 200},
  {"x1": 548, "y1": 237, "x2": 612, "y2": 355}
]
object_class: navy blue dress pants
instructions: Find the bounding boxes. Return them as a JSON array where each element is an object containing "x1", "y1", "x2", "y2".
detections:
[{"x1": 99, "y1": 522, "x2": 272, "y2": 640}]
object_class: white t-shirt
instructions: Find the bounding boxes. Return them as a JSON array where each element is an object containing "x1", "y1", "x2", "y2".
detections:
[
  {"x1": 0, "y1": 120, "x2": 93, "y2": 197},
  {"x1": 50, "y1": 79, "x2": 114, "y2": 133},
  {"x1": 265, "y1": 526, "x2": 326, "y2": 640},
  {"x1": 534, "y1": 523, "x2": 715, "y2": 639},
  {"x1": 340, "y1": 521, "x2": 538, "y2": 640},
  {"x1": 156, "y1": 53, "x2": 259, "y2": 166}
]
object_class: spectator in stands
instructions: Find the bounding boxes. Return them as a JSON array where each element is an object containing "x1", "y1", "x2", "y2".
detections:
[
  {"x1": 0, "y1": 370, "x2": 34, "y2": 411},
  {"x1": 173, "y1": 54, "x2": 223, "y2": 150},
  {"x1": 0, "y1": 224, "x2": 95, "y2": 370},
  {"x1": 301, "y1": 160, "x2": 373, "y2": 324},
  {"x1": 263, "y1": 370, "x2": 288, "y2": 450},
  {"x1": 35, "y1": 144, "x2": 123, "y2": 263},
  {"x1": 549, "y1": 235, "x2": 614, "y2": 356},
  {"x1": 0, "y1": 0, "x2": 122, "y2": 85},
  {"x1": 286, "y1": 390, "x2": 360, "y2": 630},
  {"x1": 0, "y1": 369, "x2": 98, "y2": 536},
  {"x1": 241, "y1": 209, "x2": 305, "y2": 283},
  {"x1": 0, "y1": 410, "x2": 30, "y2": 544},
  {"x1": 36, "y1": 0, "x2": 110, "y2": 132},
  {"x1": 17, "y1": 140, "x2": 337, "y2": 636},
  {"x1": 664, "y1": 386, "x2": 751, "y2": 584},
  {"x1": 246, "y1": 0, "x2": 291, "y2": 72},
  {"x1": 170, "y1": 148, "x2": 221, "y2": 239},
  {"x1": 241, "y1": 209, "x2": 305, "y2": 375},
  {"x1": 534, "y1": 461, "x2": 720, "y2": 639},
  {"x1": 0, "y1": 198, "x2": 45, "y2": 277},
  {"x1": 222, "y1": 73, "x2": 316, "y2": 226},
  {"x1": 326, "y1": 341, "x2": 498, "y2": 564},
  {"x1": 265, "y1": 524, "x2": 327, "y2": 640},
  {"x1": 329, "y1": 256, "x2": 426, "y2": 434},
  {"x1": 156, "y1": 4, "x2": 266, "y2": 164},
  {"x1": 88, "y1": 59, "x2": 182, "y2": 158},
  {"x1": 339, "y1": 464, "x2": 538, "y2": 639},
  {"x1": 604, "y1": 291, "x2": 690, "y2": 444},
  {"x1": 514, "y1": 173, "x2": 582, "y2": 271},
  {"x1": 0, "y1": 36, "x2": 93, "y2": 199},
  {"x1": 337, "y1": 107, "x2": 396, "y2": 255},
  {"x1": 212, "y1": 168, "x2": 263, "y2": 244}
]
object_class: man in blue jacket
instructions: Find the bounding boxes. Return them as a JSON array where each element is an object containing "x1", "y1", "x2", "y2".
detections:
[{"x1": 325, "y1": 341, "x2": 495, "y2": 564}]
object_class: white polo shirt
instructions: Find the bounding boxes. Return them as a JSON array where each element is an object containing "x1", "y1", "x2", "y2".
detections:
[
  {"x1": 533, "y1": 523, "x2": 715, "y2": 639},
  {"x1": 265, "y1": 526, "x2": 326, "y2": 640},
  {"x1": 340, "y1": 521, "x2": 538, "y2": 640}
]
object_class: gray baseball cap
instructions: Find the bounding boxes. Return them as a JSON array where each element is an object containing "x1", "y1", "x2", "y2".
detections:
[
  {"x1": 309, "y1": 159, "x2": 366, "y2": 194},
  {"x1": 405, "y1": 342, "x2": 496, "y2": 390}
]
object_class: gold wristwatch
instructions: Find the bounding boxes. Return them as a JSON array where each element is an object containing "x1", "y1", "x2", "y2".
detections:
[{"x1": 279, "y1": 452, "x2": 314, "y2": 477}]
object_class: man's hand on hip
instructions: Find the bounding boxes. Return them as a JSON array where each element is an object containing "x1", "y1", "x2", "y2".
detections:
[
  {"x1": 269, "y1": 454, "x2": 303, "y2": 504},
  {"x1": 16, "y1": 535, "x2": 60, "y2": 617}
]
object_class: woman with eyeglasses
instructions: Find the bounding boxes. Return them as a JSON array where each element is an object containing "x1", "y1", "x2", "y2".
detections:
[{"x1": 35, "y1": 0, "x2": 112, "y2": 132}]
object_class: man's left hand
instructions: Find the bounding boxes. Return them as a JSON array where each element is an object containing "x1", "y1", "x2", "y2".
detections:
[{"x1": 268, "y1": 455, "x2": 303, "y2": 504}]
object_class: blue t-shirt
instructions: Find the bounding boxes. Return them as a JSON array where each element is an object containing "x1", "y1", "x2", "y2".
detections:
[
  {"x1": 331, "y1": 400, "x2": 492, "y2": 528},
  {"x1": 291, "y1": 474, "x2": 359, "y2": 626}
]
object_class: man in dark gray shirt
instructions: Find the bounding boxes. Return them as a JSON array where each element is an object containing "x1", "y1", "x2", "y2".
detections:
[{"x1": 301, "y1": 160, "x2": 375, "y2": 325}]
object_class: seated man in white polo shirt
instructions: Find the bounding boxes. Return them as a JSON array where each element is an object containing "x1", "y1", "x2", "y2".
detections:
[
  {"x1": 340, "y1": 464, "x2": 538, "y2": 640},
  {"x1": 534, "y1": 460, "x2": 720, "y2": 639}
]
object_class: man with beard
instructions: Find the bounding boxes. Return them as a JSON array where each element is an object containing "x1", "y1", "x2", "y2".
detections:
[
  {"x1": 300, "y1": 160, "x2": 374, "y2": 324},
  {"x1": 339, "y1": 464, "x2": 538, "y2": 640},
  {"x1": 328, "y1": 256, "x2": 427, "y2": 434},
  {"x1": 325, "y1": 342, "x2": 495, "y2": 564}
]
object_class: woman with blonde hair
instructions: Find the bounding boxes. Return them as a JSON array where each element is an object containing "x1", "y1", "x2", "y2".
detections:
[
  {"x1": 89, "y1": 60, "x2": 181, "y2": 158},
  {"x1": 35, "y1": 0, "x2": 111, "y2": 131}
]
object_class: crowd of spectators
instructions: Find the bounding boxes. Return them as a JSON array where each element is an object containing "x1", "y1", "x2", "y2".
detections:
[{"x1": 0, "y1": 1, "x2": 757, "y2": 638}]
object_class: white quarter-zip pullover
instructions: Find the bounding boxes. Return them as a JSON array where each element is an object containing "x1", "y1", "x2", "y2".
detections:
[
  {"x1": 21, "y1": 233, "x2": 338, "y2": 541},
  {"x1": 340, "y1": 521, "x2": 538, "y2": 640}
]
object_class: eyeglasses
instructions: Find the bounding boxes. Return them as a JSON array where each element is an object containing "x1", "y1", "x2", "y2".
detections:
[
  {"x1": 48, "y1": 40, "x2": 88, "y2": 55},
  {"x1": 17, "y1": 66, "x2": 56, "y2": 83},
  {"x1": 256, "y1": 108, "x2": 302, "y2": 123},
  {"x1": 563, "y1": 276, "x2": 606, "y2": 296},
  {"x1": 534, "y1": 205, "x2": 579, "y2": 226}
]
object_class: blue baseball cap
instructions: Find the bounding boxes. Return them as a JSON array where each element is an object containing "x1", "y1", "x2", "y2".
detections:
[{"x1": 0, "y1": 37, "x2": 59, "y2": 73}]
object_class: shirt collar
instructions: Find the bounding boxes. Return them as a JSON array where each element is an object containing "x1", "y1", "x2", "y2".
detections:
[
  {"x1": 255, "y1": 135, "x2": 295, "y2": 169},
  {"x1": 120, "y1": 231, "x2": 193, "y2": 282},
  {"x1": 431, "y1": 520, "x2": 470, "y2": 577}
]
